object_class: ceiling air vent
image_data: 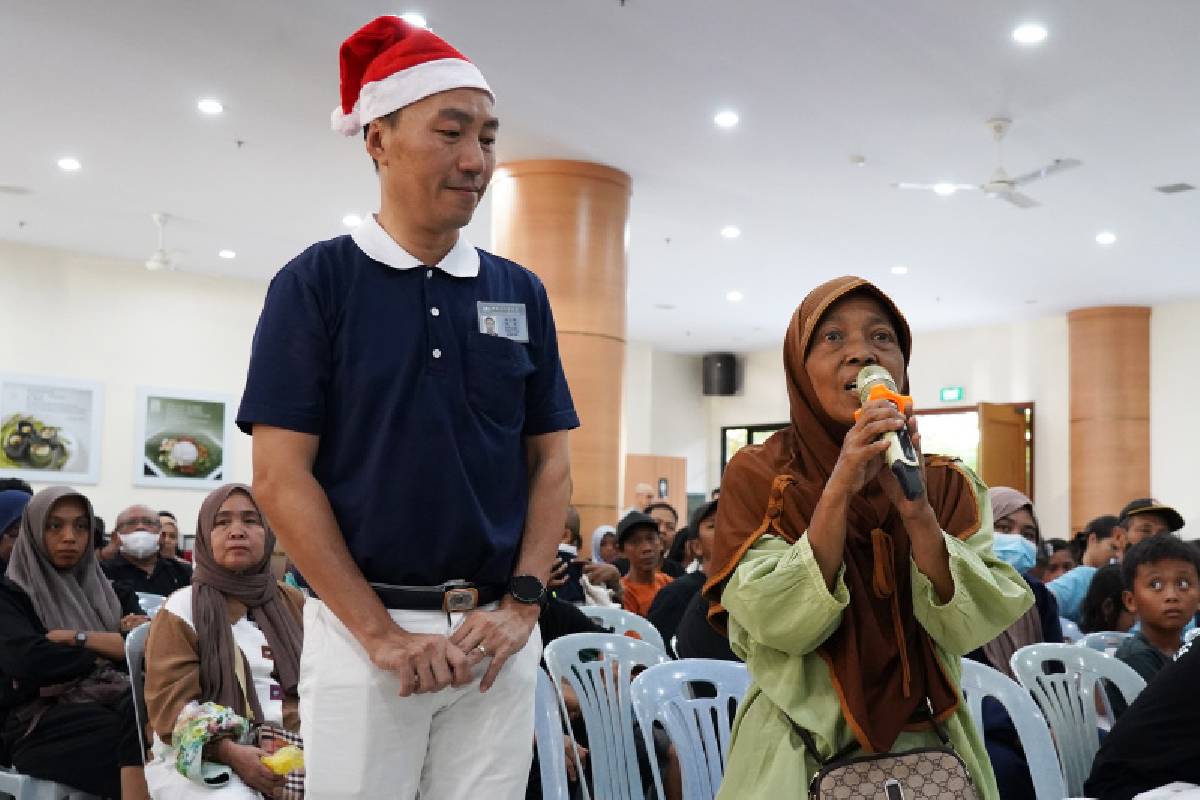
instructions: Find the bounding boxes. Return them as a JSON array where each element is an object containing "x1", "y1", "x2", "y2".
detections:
[{"x1": 1155, "y1": 183, "x2": 1195, "y2": 194}]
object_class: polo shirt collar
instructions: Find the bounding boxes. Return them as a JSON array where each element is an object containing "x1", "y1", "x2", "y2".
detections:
[{"x1": 351, "y1": 213, "x2": 479, "y2": 278}]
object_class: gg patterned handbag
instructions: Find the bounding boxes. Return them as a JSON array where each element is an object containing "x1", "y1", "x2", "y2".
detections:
[{"x1": 794, "y1": 720, "x2": 979, "y2": 800}]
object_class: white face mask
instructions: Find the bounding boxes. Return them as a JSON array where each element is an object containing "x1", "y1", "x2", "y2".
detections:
[{"x1": 120, "y1": 530, "x2": 161, "y2": 559}]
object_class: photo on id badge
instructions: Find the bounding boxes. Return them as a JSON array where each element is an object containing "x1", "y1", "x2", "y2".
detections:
[{"x1": 477, "y1": 302, "x2": 529, "y2": 343}]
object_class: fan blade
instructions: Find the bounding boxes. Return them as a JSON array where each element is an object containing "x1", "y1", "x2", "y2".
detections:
[
  {"x1": 1013, "y1": 158, "x2": 1082, "y2": 186},
  {"x1": 892, "y1": 182, "x2": 979, "y2": 192},
  {"x1": 999, "y1": 191, "x2": 1040, "y2": 209}
]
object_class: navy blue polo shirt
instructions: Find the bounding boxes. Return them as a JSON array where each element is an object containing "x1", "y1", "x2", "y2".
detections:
[{"x1": 236, "y1": 218, "x2": 578, "y2": 588}]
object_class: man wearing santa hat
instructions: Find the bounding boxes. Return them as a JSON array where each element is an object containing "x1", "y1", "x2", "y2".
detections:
[{"x1": 237, "y1": 16, "x2": 577, "y2": 799}]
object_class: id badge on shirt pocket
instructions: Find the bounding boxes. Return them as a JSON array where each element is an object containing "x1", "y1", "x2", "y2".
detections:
[{"x1": 477, "y1": 302, "x2": 529, "y2": 343}]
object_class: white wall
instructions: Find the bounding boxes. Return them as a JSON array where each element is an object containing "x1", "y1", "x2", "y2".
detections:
[
  {"x1": 0, "y1": 241, "x2": 265, "y2": 538},
  {"x1": 1150, "y1": 300, "x2": 1200, "y2": 534}
]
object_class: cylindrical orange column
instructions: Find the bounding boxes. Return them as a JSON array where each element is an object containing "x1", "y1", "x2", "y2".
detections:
[
  {"x1": 1068, "y1": 307, "x2": 1151, "y2": 532},
  {"x1": 490, "y1": 160, "x2": 631, "y2": 536}
]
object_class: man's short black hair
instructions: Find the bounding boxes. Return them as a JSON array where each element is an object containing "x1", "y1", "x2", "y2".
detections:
[
  {"x1": 1122, "y1": 535, "x2": 1200, "y2": 589},
  {"x1": 159, "y1": 510, "x2": 177, "y2": 521},
  {"x1": 0, "y1": 477, "x2": 33, "y2": 495},
  {"x1": 644, "y1": 501, "x2": 678, "y2": 521},
  {"x1": 1085, "y1": 514, "x2": 1120, "y2": 540}
]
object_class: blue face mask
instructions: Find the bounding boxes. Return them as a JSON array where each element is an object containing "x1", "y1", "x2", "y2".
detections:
[{"x1": 992, "y1": 532, "x2": 1037, "y2": 573}]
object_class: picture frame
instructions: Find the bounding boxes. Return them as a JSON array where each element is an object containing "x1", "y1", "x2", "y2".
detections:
[
  {"x1": 0, "y1": 372, "x2": 104, "y2": 485},
  {"x1": 133, "y1": 387, "x2": 236, "y2": 489}
]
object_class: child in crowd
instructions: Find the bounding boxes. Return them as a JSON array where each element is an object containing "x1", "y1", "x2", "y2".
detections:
[
  {"x1": 1114, "y1": 535, "x2": 1200, "y2": 683},
  {"x1": 1079, "y1": 564, "x2": 1135, "y2": 634},
  {"x1": 1042, "y1": 539, "x2": 1076, "y2": 582},
  {"x1": 616, "y1": 511, "x2": 673, "y2": 617}
]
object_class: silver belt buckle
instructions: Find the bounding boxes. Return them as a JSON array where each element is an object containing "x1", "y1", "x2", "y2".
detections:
[{"x1": 442, "y1": 581, "x2": 479, "y2": 613}]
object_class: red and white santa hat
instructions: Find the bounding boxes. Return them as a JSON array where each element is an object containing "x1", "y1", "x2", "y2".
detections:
[{"x1": 331, "y1": 16, "x2": 493, "y2": 136}]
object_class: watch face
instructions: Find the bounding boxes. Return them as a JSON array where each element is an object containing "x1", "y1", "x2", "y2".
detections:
[{"x1": 510, "y1": 575, "x2": 544, "y2": 603}]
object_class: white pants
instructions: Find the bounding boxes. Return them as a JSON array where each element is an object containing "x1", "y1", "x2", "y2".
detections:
[{"x1": 299, "y1": 599, "x2": 541, "y2": 800}]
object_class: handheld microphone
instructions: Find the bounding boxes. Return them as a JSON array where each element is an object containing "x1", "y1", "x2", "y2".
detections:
[{"x1": 855, "y1": 365, "x2": 924, "y2": 500}]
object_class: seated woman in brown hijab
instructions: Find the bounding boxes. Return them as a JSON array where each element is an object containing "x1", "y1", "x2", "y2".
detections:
[
  {"x1": 0, "y1": 486, "x2": 149, "y2": 799},
  {"x1": 143, "y1": 484, "x2": 304, "y2": 800},
  {"x1": 703, "y1": 277, "x2": 1034, "y2": 799}
]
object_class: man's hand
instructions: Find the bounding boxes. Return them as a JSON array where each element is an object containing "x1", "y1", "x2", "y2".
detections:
[
  {"x1": 583, "y1": 561, "x2": 620, "y2": 588},
  {"x1": 366, "y1": 628, "x2": 475, "y2": 697},
  {"x1": 215, "y1": 740, "x2": 286, "y2": 797},
  {"x1": 547, "y1": 559, "x2": 571, "y2": 590},
  {"x1": 449, "y1": 598, "x2": 539, "y2": 692},
  {"x1": 564, "y1": 734, "x2": 588, "y2": 783},
  {"x1": 121, "y1": 614, "x2": 150, "y2": 633}
]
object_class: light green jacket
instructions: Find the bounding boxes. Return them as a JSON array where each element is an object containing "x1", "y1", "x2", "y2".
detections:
[{"x1": 717, "y1": 471, "x2": 1033, "y2": 800}]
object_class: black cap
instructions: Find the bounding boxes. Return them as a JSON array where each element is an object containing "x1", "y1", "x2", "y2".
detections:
[
  {"x1": 689, "y1": 499, "x2": 719, "y2": 533},
  {"x1": 1118, "y1": 498, "x2": 1184, "y2": 532},
  {"x1": 616, "y1": 511, "x2": 659, "y2": 546}
]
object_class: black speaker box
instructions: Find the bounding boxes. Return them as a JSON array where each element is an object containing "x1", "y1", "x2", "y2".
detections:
[{"x1": 702, "y1": 353, "x2": 738, "y2": 396}]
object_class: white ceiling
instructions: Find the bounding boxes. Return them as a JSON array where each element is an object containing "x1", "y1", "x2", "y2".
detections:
[{"x1": 3, "y1": 1, "x2": 1198, "y2": 353}]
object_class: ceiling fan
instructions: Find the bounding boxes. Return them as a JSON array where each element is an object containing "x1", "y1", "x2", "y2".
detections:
[
  {"x1": 145, "y1": 212, "x2": 179, "y2": 271},
  {"x1": 893, "y1": 117, "x2": 1081, "y2": 208}
]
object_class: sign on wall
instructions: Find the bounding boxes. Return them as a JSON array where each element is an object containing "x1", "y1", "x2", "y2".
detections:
[
  {"x1": 134, "y1": 387, "x2": 235, "y2": 489},
  {"x1": 0, "y1": 372, "x2": 104, "y2": 485}
]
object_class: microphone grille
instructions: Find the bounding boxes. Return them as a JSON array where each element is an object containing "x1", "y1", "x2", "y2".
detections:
[{"x1": 855, "y1": 365, "x2": 896, "y2": 401}]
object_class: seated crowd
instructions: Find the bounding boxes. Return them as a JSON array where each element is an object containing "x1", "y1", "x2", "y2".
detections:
[{"x1": 2, "y1": 473, "x2": 1199, "y2": 799}]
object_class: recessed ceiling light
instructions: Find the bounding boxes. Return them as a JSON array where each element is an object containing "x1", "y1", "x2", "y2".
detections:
[
  {"x1": 653, "y1": 303, "x2": 676, "y2": 311},
  {"x1": 57, "y1": 156, "x2": 81, "y2": 172},
  {"x1": 399, "y1": 11, "x2": 428, "y2": 28},
  {"x1": 1095, "y1": 230, "x2": 1117, "y2": 245},
  {"x1": 197, "y1": 98, "x2": 224, "y2": 115},
  {"x1": 720, "y1": 225, "x2": 741, "y2": 239},
  {"x1": 891, "y1": 265, "x2": 909, "y2": 275},
  {"x1": 1012, "y1": 23, "x2": 1048, "y2": 44},
  {"x1": 713, "y1": 110, "x2": 739, "y2": 129},
  {"x1": 342, "y1": 214, "x2": 363, "y2": 228},
  {"x1": 218, "y1": 249, "x2": 236, "y2": 259},
  {"x1": 726, "y1": 290, "x2": 744, "y2": 303},
  {"x1": 932, "y1": 182, "x2": 958, "y2": 196}
]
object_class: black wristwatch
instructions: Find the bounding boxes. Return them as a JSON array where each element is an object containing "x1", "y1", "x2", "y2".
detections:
[
  {"x1": 508, "y1": 574, "x2": 546, "y2": 605},
  {"x1": 74, "y1": 631, "x2": 88, "y2": 648}
]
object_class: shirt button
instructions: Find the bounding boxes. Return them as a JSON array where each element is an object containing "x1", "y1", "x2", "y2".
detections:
[
  {"x1": 432, "y1": 348, "x2": 442, "y2": 359},
  {"x1": 431, "y1": 307, "x2": 440, "y2": 317},
  {"x1": 426, "y1": 269, "x2": 433, "y2": 279}
]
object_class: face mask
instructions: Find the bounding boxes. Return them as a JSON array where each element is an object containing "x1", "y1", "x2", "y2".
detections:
[
  {"x1": 992, "y1": 532, "x2": 1036, "y2": 573},
  {"x1": 120, "y1": 530, "x2": 161, "y2": 559}
]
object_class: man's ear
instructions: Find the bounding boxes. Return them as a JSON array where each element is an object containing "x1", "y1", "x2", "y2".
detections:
[
  {"x1": 1113, "y1": 525, "x2": 1128, "y2": 552},
  {"x1": 364, "y1": 119, "x2": 389, "y2": 167},
  {"x1": 1122, "y1": 589, "x2": 1137, "y2": 615}
]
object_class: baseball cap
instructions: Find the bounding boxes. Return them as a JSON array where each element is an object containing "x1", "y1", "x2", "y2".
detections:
[
  {"x1": 689, "y1": 499, "x2": 719, "y2": 533},
  {"x1": 616, "y1": 511, "x2": 659, "y2": 546},
  {"x1": 1118, "y1": 498, "x2": 1184, "y2": 532}
]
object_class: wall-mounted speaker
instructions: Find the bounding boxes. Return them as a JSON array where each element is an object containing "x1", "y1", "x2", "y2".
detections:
[{"x1": 702, "y1": 353, "x2": 738, "y2": 396}]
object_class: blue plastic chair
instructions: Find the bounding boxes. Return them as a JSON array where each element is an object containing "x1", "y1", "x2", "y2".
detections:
[
  {"x1": 0, "y1": 765, "x2": 100, "y2": 799},
  {"x1": 578, "y1": 605, "x2": 667, "y2": 654},
  {"x1": 543, "y1": 632, "x2": 671, "y2": 800},
  {"x1": 959, "y1": 659, "x2": 1067, "y2": 800},
  {"x1": 124, "y1": 621, "x2": 151, "y2": 760},
  {"x1": 534, "y1": 668, "x2": 570, "y2": 800},
  {"x1": 1079, "y1": 630, "x2": 1131, "y2": 655},
  {"x1": 630, "y1": 660, "x2": 750, "y2": 800},
  {"x1": 1059, "y1": 617, "x2": 1082, "y2": 643},
  {"x1": 1011, "y1": 642, "x2": 1146, "y2": 796}
]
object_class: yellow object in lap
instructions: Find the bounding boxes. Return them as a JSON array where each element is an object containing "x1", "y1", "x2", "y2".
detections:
[{"x1": 261, "y1": 745, "x2": 304, "y2": 775}]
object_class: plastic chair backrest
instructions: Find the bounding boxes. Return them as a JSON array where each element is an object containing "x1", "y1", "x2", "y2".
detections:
[
  {"x1": 0, "y1": 764, "x2": 100, "y2": 799},
  {"x1": 543, "y1": 632, "x2": 671, "y2": 800},
  {"x1": 959, "y1": 659, "x2": 1067, "y2": 800},
  {"x1": 1079, "y1": 630, "x2": 1131, "y2": 655},
  {"x1": 136, "y1": 592, "x2": 165, "y2": 618},
  {"x1": 1059, "y1": 617, "x2": 1082, "y2": 643},
  {"x1": 578, "y1": 606, "x2": 666, "y2": 654},
  {"x1": 534, "y1": 668, "x2": 570, "y2": 800},
  {"x1": 630, "y1": 660, "x2": 750, "y2": 800},
  {"x1": 124, "y1": 621, "x2": 151, "y2": 760},
  {"x1": 1010, "y1": 642, "x2": 1146, "y2": 796}
]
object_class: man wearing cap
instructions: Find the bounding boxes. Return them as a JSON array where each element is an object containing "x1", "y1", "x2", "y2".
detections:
[
  {"x1": 1115, "y1": 498, "x2": 1185, "y2": 554},
  {"x1": 616, "y1": 511, "x2": 674, "y2": 617},
  {"x1": 647, "y1": 499, "x2": 717, "y2": 656},
  {"x1": 238, "y1": 16, "x2": 577, "y2": 799}
]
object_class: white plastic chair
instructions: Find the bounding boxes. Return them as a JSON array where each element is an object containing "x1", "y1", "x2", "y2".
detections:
[
  {"x1": 534, "y1": 668, "x2": 570, "y2": 800},
  {"x1": 543, "y1": 632, "x2": 671, "y2": 800},
  {"x1": 630, "y1": 660, "x2": 750, "y2": 800},
  {"x1": 0, "y1": 765, "x2": 100, "y2": 799},
  {"x1": 959, "y1": 659, "x2": 1067, "y2": 800},
  {"x1": 578, "y1": 605, "x2": 667, "y2": 654},
  {"x1": 1060, "y1": 617, "x2": 1082, "y2": 643},
  {"x1": 135, "y1": 592, "x2": 165, "y2": 618},
  {"x1": 1011, "y1": 642, "x2": 1146, "y2": 796},
  {"x1": 124, "y1": 621, "x2": 151, "y2": 760},
  {"x1": 1079, "y1": 630, "x2": 1131, "y2": 655}
]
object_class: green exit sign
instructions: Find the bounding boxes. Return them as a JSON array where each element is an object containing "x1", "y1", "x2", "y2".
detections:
[{"x1": 940, "y1": 386, "x2": 964, "y2": 403}]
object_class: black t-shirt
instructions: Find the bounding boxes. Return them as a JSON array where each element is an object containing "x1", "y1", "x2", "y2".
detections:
[
  {"x1": 675, "y1": 590, "x2": 739, "y2": 662},
  {"x1": 537, "y1": 597, "x2": 606, "y2": 647},
  {"x1": 1085, "y1": 634, "x2": 1200, "y2": 799},
  {"x1": 647, "y1": 571, "x2": 705, "y2": 656},
  {"x1": 100, "y1": 555, "x2": 191, "y2": 598}
]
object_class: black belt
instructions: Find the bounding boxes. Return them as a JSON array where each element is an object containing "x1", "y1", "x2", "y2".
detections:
[{"x1": 370, "y1": 581, "x2": 503, "y2": 612}]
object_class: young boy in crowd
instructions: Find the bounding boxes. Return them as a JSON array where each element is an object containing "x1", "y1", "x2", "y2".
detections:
[
  {"x1": 1115, "y1": 535, "x2": 1200, "y2": 683},
  {"x1": 616, "y1": 510, "x2": 673, "y2": 617}
]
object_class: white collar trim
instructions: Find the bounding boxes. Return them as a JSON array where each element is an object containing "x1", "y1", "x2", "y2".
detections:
[{"x1": 350, "y1": 214, "x2": 479, "y2": 278}]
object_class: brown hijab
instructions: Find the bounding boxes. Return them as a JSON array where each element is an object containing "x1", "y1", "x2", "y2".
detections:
[
  {"x1": 5, "y1": 486, "x2": 123, "y2": 633},
  {"x1": 704, "y1": 276, "x2": 983, "y2": 754},
  {"x1": 191, "y1": 484, "x2": 302, "y2": 721}
]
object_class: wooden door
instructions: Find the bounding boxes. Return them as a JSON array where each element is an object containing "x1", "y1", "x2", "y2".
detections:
[
  {"x1": 978, "y1": 403, "x2": 1030, "y2": 496},
  {"x1": 623, "y1": 454, "x2": 687, "y2": 521}
]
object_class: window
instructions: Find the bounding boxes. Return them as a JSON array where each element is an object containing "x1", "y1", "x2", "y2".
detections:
[{"x1": 720, "y1": 423, "x2": 787, "y2": 473}]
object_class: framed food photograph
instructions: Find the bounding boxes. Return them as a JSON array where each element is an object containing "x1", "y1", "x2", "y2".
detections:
[
  {"x1": 134, "y1": 387, "x2": 235, "y2": 489},
  {"x1": 0, "y1": 373, "x2": 104, "y2": 485}
]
